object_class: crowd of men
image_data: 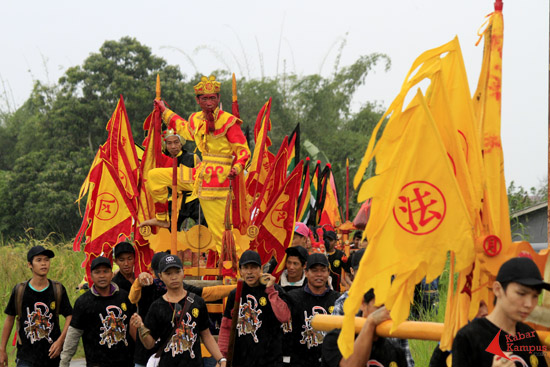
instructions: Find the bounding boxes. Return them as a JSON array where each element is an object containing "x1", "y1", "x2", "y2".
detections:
[
  {"x1": 2, "y1": 75, "x2": 549, "y2": 366},
  {"x1": 2, "y1": 228, "x2": 550, "y2": 367}
]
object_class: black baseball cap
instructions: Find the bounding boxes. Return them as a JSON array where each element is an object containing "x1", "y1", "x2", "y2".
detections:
[
  {"x1": 27, "y1": 246, "x2": 55, "y2": 263},
  {"x1": 286, "y1": 246, "x2": 308, "y2": 264},
  {"x1": 239, "y1": 250, "x2": 262, "y2": 267},
  {"x1": 306, "y1": 253, "x2": 329, "y2": 270},
  {"x1": 113, "y1": 242, "x2": 135, "y2": 258},
  {"x1": 90, "y1": 256, "x2": 112, "y2": 271},
  {"x1": 350, "y1": 248, "x2": 366, "y2": 270},
  {"x1": 324, "y1": 231, "x2": 337, "y2": 241},
  {"x1": 158, "y1": 254, "x2": 183, "y2": 274},
  {"x1": 496, "y1": 257, "x2": 550, "y2": 291}
]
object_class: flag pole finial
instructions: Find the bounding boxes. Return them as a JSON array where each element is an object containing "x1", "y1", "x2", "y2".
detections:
[
  {"x1": 494, "y1": 0, "x2": 503, "y2": 11},
  {"x1": 232, "y1": 73, "x2": 238, "y2": 103},
  {"x1": 156, "y1": 74, "x2": 161, "y2": 101}
]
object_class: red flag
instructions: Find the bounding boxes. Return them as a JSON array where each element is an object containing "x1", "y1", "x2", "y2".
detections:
[
  {"x1": 103, "y1": 96, "x2": 140, "y2": 203},
  {"x1": 80, "y1": 153, "x2": 136, "y2": 283},
  {"x1": 319, "y1": 167, "x2": 343, "y2": 227},
  {"x1": 251, "y1": 136, "x2": 289, "y2": 217},
  {"x1": 249, "y1": 161, "x2": 304, "y2": 275},
  {"x1": 296, "y1": 158, "x2": 311, "y2": 221},
  {"x1": 133, "y1": 106, "x2": 165, "y2": 274},
  {"x1": 246, "y1": 99, "x2": 274, "y2": 200},
  {"x1": 75, "y1": 97, "x2": 148, "y2": 280}
]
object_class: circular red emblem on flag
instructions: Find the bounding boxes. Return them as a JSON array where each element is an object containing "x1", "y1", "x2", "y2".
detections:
[
  {"x1": 95, "y1": 192, "x2": 119, "y2": 221},
  {"x1": 482, "y1": 235, "x2": 502, "y2": 257},
  {"x1": 393, "y1": 181, "x2": 446, "y2": 235}
]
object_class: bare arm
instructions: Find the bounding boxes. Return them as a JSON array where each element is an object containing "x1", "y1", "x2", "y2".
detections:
[
  {"x1": 130, "y1": 313, "x2": 155, "y2": 349},
  {"x1": 59, "y1": 326, "x2": 83, "y2": 367},
  {"x1": 49, "y1": 315, "x2": 72, "y2": 359},
  {"x1": 201, "y1": 328, "x2": 226, "y2": 367},
  {"x1": 339, "y1": 307, "x2": 390, "y2": 367},
  {"x1": 0, "y1": 315, "x2": 15, "y2": 366}
]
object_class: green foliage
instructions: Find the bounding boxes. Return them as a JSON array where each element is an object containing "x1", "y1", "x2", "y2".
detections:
[
  {"x1": 507, "y1": 180, "x2": 547, "y2": 214},
  {"x1": 0, "y1": 36, "x2": 389, "y2": 240}
]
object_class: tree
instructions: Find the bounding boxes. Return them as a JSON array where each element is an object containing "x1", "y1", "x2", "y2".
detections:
[
  {"x1": 0, "y1": 37, "x2": 390, "y2": 240},
  {"x1": 507, "y1": 180, "x2": 547, "y2": 214}
]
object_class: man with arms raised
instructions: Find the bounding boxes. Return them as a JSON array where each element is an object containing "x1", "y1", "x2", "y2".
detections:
[
  {"x1": 139, "y1": 75, "x2": 250, "y2": 252},
  {"x1": 452, "y1": 257, "x2": 548, "y2": 366},
  {"x1": 1, "y1": 246, "x2": 72, "y2": 367}
]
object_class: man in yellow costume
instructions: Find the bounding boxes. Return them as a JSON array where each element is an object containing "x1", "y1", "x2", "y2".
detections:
[{"x1": 139, "y1": 75, "x2": 250, "y2": 251}]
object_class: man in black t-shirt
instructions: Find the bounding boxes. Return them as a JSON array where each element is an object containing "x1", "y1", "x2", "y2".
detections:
[
  {"x1": 60, "y1": 257, "x2": 136, "y2": 367},
  {"x1": 284, "y1": 253, "x2": 340, "y2": 367},
  {"x1": 131, "y1": 254, "x2": 225, "y2": 367},
  {"x1": 1, "y1": 246, "x2": 73, "y2": 367},
  {"x1": 324, "y1": 231, "x2": 347, "y2": 292},
  {"x1": 219, "y1": 250, "x2": 291, "y2": 367},
  {"x1": 452, "y1": 257, "x2": 549, "y2": 367},
  {"x1": 322, "y1": 289, "x2": 407, "y2": 367},
  {"x1": 112, "y1": 241, "x2": 136, "y2": 292}
]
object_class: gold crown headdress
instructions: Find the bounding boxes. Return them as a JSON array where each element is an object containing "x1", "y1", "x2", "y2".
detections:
[{"x1": 194, "y1": 75, "x2": 221, "y2": 95}]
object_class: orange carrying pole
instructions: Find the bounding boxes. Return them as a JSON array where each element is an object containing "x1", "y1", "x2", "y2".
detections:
[{"x1": 311, "y1": 315, "x2": 550, "y2": 346}]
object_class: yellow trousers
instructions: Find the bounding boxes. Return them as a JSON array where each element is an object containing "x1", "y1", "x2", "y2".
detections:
[{"x1": 146, "y1": 165, "x2": 226, "y2": 252}]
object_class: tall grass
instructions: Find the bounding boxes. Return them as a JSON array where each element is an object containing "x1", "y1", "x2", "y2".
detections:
[{"x1": 409, "y1": 255, "x2": 455, "y2": 366}]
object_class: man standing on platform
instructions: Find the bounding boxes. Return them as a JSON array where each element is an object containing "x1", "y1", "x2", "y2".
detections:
[{"x1": 139, "y1": 75, "x2": 250, "y2": 252}]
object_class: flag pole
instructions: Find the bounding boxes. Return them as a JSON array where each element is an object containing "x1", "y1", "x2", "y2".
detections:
[
  {"x1": 156, "y1": 74, "x2": 178, "y2": 257},
  {"x1": 346, "y1": 158, "x2": 350, "y2": 222}
]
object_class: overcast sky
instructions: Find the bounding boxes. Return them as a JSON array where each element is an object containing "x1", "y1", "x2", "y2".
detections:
[{"x1": 1, "y1": 0, "x2": 548, "y2": 190}]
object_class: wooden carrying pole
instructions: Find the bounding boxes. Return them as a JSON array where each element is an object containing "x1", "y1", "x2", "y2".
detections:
[
  {"x1": 311, "y1": 315, "x2": 550, "y2": 346},
  {"x1": 171, "y1": 156, "x2": 178, "y2": 256},
  {"x1": 156, "y1": 73, "x2": 178, "y2": 257}
]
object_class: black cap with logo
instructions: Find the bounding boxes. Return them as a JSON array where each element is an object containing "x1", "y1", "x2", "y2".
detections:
[{"x1": 158, "y1": 255, "x2": 183, "y2": 274}]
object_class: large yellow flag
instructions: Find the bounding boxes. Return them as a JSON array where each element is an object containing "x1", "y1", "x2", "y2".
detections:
[
  {"x1": 339, "y1": 90, "x2": 474, "y2": 357},
  {"x1": 472, "y1": 9, "x2": 511, "y2": 249},
  {"x1": 354, "y1": 38, "x2": 483, "y2": 207}
]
